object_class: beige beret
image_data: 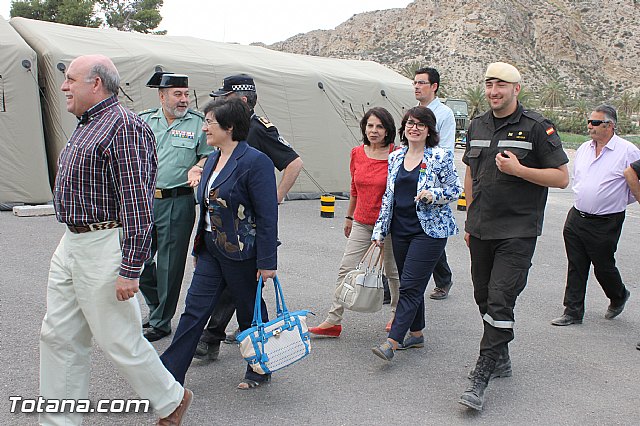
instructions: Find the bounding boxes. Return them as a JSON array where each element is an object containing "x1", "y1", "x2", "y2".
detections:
[{"x1": 485, "y1": 62, "x2": 521, "y2": 83}]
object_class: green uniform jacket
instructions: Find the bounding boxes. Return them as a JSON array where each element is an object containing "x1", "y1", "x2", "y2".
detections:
[{"x1": 139, "y1": 108, "x2": 213, "y2": 189}]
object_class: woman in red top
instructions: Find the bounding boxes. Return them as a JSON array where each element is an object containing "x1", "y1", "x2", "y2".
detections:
[{"x1": 309, "y1": 107, "x2": 400, "y2": 337}]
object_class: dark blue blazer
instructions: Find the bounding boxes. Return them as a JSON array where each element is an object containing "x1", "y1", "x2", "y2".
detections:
[{"x1": 194, "y1": 141, "x2": 278, "y2": 270}]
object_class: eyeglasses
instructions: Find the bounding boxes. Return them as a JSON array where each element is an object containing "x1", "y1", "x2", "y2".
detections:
[
  {"x1": 412, "y1": 80, "x2": 431, "y2": 86},
  {"x1": 405, "y1": 120, "x2": 427, "y2": 130},
  {"x1": 587, "y1": 119, "x2": 611, "y2": 126},
  {"x1": 204, "y1": 119, "x2": 218, "y2": 127}
]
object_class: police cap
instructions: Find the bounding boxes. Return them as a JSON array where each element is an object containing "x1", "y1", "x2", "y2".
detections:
[
  {"x1": 485, "y1": 62, "x2": 521, "y2": 83},
  {"x1": 210, "y1": 74, "x2": 256, "y2": 97},
  {"x1": 146, "y1": 72, "x2": 189, "y2": 88}
]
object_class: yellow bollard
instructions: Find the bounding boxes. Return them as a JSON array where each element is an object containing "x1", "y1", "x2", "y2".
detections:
[
  {"x1": 320, "y1": 194, "x2": 335, "y2": 218},
  {"x1": 457, "y1": 192, "x2": 467, "y2": 211}
]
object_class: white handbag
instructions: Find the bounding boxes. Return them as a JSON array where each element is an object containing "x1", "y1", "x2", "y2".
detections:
[
  {"x1": 237, "y1": 276, "x2": 311, "y2": 375},
  {"x1": 334, "y1": 243, "x2": 385, "y2": 313}
]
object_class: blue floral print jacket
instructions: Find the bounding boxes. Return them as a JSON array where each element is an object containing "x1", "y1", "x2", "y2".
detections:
[{"x1": 372, "y1": 145, "x2": 462, "y2": 241}]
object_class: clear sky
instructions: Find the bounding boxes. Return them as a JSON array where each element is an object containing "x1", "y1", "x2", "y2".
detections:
[{"x1": 0, "y1": 0, "x2": 412, "y2": 45}]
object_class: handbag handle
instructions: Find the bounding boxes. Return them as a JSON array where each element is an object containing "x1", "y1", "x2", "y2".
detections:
[
  {"x1": 360, "y1": 243, "x2": 384, "y2": 275},
  {"x1": 358, "y1": 243, "x2": 378, "y2": 270},
  {"x1": 251, "y1": 275, "x2": 289, "y2": 329}
]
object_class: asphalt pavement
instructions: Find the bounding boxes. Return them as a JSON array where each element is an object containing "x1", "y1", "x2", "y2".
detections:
[{"x1": 1, "y1": 148, "x2": 639, "y2": 425}]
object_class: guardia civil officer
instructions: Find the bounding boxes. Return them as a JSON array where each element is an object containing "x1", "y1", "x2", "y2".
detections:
[
  {"x1": 459, "y1": 62, "x2": 569, "y2": 411},
  {"x1": 139, "y1": 72, "x2": 214, "y2": 342},
  {"x1": 194, "y1": 74, "x2": 303, "y2": 361}
]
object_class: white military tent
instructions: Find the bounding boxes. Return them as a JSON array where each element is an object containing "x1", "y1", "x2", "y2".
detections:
[
  {"x1": 0, "y1": 16, "x2": 51, "y2": 205},
  {"x1": 7, "y1": 17, "x2": 415, "y2": 198}
]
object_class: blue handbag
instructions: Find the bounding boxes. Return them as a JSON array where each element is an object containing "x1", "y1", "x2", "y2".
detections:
[{"x1": 236, "y1": 276, "x2": 311, "y2": 375}]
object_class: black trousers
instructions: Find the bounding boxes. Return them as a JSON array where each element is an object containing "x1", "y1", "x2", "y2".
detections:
[
  {"x1": 562, "y1": 207, "x2": 627, "y2": 319},
  {"x1": 201, "y1": 286, "x2": 236, "y2": 344},
  {"x1": 469, "y1": 236, "x2": 537, "y2": 361},
  {"x1": 432, "y1": 249, "x2": 453, "y2": 290}
]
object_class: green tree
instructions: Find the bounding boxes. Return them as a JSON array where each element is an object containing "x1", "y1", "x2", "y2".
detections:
[
  {"x1": 11, "y1": 0, "x2": 100, "y2": 27},
  {"x1": 573, "y1": 98, "x2": 590, "y2": 118},
  {"x1": 399, "y1": 60, "x2": 422, "y2": 79},
  {"x1": 615, "y1": 91, "x2": 638, "y2": 117},
  {"x1": 98, "y1": 0, "x2": 165, "y2": 34},
  {"x1": 540, "y1": 79, "x2": 567, "y2": 110},
  {"x1": 464, "y1": 85, "x2": 487, "y2": 119},
  {"x1": 518, "y1": 87, "x2": 537, "y2": 109},
  {"x1": 10, "y1": 0, "x2": 164, "y2": 33}
]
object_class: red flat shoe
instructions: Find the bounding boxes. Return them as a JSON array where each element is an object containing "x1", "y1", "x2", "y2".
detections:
[
  {"x1": 308, "y1": 324, "x2": 342, "y2": 337},
  {"x1": 385, "y1": 321, "x2": 392, "y2": 332}
]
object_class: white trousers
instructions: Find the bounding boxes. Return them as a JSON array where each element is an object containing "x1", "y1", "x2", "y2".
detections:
[
  {"x1": 326, "y1": 220, "x2": 400, "y2": 324},
  {"x1": 39, "y1": 228, "x2": 183, "y2": 425}
]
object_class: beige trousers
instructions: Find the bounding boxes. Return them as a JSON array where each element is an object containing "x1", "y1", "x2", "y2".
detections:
[
  {"x1": 326, "y1": 220, "x2": 400, "y2": 325},
  {"x1": 39, "y1": 229, "x2": 183, "y2": 425}
]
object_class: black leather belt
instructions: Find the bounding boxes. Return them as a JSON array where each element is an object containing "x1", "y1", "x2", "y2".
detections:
[
  {"x1": 155, "y1": 187, "x2": 193, "y2": 199},
  {"x1": 67, "y1": 221, "x2": 122, "y2": 234},
  {"x1": 574, "y1": 207, "x2": 622, "y2": 220}
]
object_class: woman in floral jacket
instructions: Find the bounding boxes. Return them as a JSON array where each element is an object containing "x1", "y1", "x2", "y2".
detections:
[
  {"x1": 161, "y1": 97, "x2": 278, "y2": 389},
  {"x1": 371, "y1": 106, "x2": 462, "y2": 361}
]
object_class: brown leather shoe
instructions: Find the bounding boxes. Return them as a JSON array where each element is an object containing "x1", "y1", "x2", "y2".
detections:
[
  {"x1": 429, "y1": 287, "x2": 449, "y2": 300},
  {"x1": 157, "y1": 388, "x2": 193, "y2": 426}
]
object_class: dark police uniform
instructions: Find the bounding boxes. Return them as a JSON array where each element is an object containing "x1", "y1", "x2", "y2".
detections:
[
  {"x1": 462, "y1": 102, "x2": 568, "y2": 360},
  {"x1": 247, "y1": 113, "x2": 299, "y2": 171}
]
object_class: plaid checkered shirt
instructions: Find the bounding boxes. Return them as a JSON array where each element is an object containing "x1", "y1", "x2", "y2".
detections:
[{"x1": 54, "y1": 96, "x2": 157, "y2": 279}]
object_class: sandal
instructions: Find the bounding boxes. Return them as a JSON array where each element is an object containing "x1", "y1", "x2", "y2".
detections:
[{"x1": 237, "y1": 375, "x2": 271, "y2": 390}]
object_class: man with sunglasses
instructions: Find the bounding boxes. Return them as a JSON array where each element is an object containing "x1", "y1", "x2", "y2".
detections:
[
  {"x1": 460, "y1": 62, "x2": 569, "y2": 411},
  {"x1": 413, "y1": 67, "x2": 457, "y2": 301},
  {"x1": 551, "y1": 105, "x2": 640, "y2": 328}
]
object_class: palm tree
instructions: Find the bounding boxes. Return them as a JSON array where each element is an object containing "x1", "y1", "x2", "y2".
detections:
[
  {"x1": 540, "y1": 79, "x2": 567, "y2": 110},
  {"x1": 616, "y1": 91, "x2": 638, "y2": 117},
  {"x1": 518, "y1": 88, "x2": 537, "y2": 109},
  {"x1": 464, "y1": 86, "x2": 487, "y2": 119},
  {"x1": 399, "y1": 60, "x2": 422, "y2": 79},
  {"x1": 574, "y1": 98, "x2": 590, "y2": 117},
  {"x1": 436, "y1": 75, "x2": 449, "y2": 99}
]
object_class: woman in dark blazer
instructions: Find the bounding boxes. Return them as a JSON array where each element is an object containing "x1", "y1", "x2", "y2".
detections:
[{"x1": 161, "y1": 97, "x2": 278, "y2": 389}]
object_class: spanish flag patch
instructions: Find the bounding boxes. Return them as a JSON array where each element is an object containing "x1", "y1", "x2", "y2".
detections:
[{"x1": 546, "y1": 127, "x2": 555, "y2": 136}]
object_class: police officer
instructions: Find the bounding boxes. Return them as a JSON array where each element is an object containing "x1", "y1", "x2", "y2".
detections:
[
  {"x1": 139, "y1": 72, "x2": 214, "y2": 342},
  {"x1": 459, "y1": 62, "x2": 569, "y2": 411},
  {"x1": 194, "y1": 74, "x2": 303, "y2": 361}
]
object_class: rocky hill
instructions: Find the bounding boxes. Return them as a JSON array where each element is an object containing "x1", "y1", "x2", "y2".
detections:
[{"x1": 268, "y1": 0, "x2": 640, "y2": 100}]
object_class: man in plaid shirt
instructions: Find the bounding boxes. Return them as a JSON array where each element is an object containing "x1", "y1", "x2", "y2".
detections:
[{"x1": 39, "y1": 54, "x2": 191, "y2": 426}]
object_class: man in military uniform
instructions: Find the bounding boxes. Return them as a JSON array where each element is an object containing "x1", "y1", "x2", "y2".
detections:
[
  {"x1": 139, "y1": 72, "x2": 213, "y2": 342},
  {"x1": 459, "y1": 62, "x2": 569, "y2": 411},
  {"x1": 194, "y1": 74, "x2": 303, "y2": 360}
]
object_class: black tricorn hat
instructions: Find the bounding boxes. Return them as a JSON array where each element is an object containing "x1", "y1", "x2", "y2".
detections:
[
  {"x1": 146, "y1": 72, "x2": 189, "y2": 88},
  {"x1": 210, "y1": 74, "x2": 256, "y2": 97}
]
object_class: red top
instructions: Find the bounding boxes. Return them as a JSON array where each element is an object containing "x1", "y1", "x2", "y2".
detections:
[{"x1": 350, "y1": 144, "x2": 393, "y2": 226}]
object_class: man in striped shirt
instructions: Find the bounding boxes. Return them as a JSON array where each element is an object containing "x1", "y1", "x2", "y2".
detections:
[{"x1": 39, "y1": 54, "x2": 191, "y2": 426}]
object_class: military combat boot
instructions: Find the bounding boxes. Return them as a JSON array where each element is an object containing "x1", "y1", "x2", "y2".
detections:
[
  {"x1": 468, "y1": 347, "x2": 511, "y2": 380},
  {"x1": 459, "y1": 355, "x2": 497, "y2": 411}
]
